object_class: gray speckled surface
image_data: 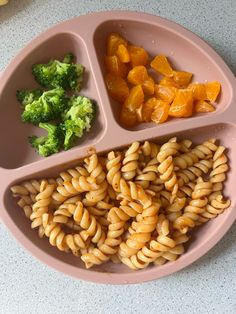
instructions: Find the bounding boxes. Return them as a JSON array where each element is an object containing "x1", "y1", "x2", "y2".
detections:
[{"x1": 0, "y1": 1, "x2": 236, "y2": 313}]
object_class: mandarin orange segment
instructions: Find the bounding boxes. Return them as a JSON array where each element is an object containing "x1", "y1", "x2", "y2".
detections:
[
  {"x1": 142, "y1": 97, "x2": 159, "y2": 122},
  {"x1": 116, "y1": 44, "x2": 130, "y2": 63},
  {"x1": 105, "y1": 73, "x2": 129, "y2": 103},
  {"x1": 172, "y1": 71, "x2": 193, "y2": 87},
  {"x1": 107, "y1": 33, "x2": 128, "y2": 56},
  {"x1": 128, "y1": 45, "x2": 149, "y2": 67},
  {"x1": 105, "y1": 55, "x2": 128, "y2": 78},
  {"x1": 169, "y1": 89, "x2": 193, "y2": 117},
  {"x1": 195, "y1": 100, "x2": 215, "y2": 113},
  {"x1": 120, "y1": 104, "x2": 137, "y2": 127},
  {"x1": 142, "y1": 76, "x2": 155, "y2": 95},
  {"x1": 159, "y1": 76, "x2": 180, "y2": 88},
  {"x1": 188, "y1": 83, "x2": 207, "y2": 100},
  {"x1": 150, "y1": 55, "x2": 173, "y2": 76},
  {"x1": 151, "y1": 100, "x2": 170, "y2": 124},
  {"x1": 127, "y1": 65, "x2": 149, "y2": 85},
  {"x1": 124, "y1": 85, "x2": 144, "y2": 112},
  {"x1": 154, "y1": 84, "x2": 177, "y2": 104},
  {"x1": 205, "y1": 81, "x2": 221, "y2": 102}
]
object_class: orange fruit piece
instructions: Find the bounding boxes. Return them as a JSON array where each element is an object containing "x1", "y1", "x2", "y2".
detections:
[
  {"x1": 105, "y1": 55, "x2": 128, "y2": 78},
  {"x1": 120, "y1": 104, "x2": 137, "y2": 127},
  {"x1": 127, "y1": 65, "x2": 149, "y2": 85},
  {"x1": 205, "y1": 81, "x2": 221, "y2": 102},
  {"x1": 159, "y1": 76, "x2": 180, "y2": 88},
  {"x1": 105, "y1": 73, "x2": 129, "y2": 103},
  {"x1": 142, "y1": 77, "x2": 155, "y2": 95},
  {"x1": 116, "y1": 44, "x2": 130, "y2": 63},
  {"x1": 172, "y1": 71, "x2": 193, "y2": 87},
  {"x1": 107, "y1": 33, "x2": 127, "y2": 56},
  {"x1": 150, "y1": 55, "x2": 173, "y2": 76},
  {"x1": 195, "y1": 100, "x2": 215, "y2": 113},
  {"x1": 188, "y1": 83, "x2": 207, "y2": 100},
  {"x1": 151, "y1": 100, "x2": 170, "y2": 124},
  {"x1": 154, "y1": 84, "x2": 177, "y2": 104},
  {"x1": 128, "y1": 45, "x2": 149, "y2": 67},
  {"x1": 169, "y1": 89, "x2": 193, "y2": 117},
  {"x1": 127, "y1": 66, "x2": 154, "y2": 95},
  {"x1": 142, "y1": 97, "x2": 159, "y2": 122},
  {"x1": 124, "y1": 85, "x2": 144, "y2": 112}
]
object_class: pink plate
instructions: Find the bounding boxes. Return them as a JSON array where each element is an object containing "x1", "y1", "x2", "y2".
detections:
[{"x1": 0, "y1": 11, "x2": 235, "y2": 284}]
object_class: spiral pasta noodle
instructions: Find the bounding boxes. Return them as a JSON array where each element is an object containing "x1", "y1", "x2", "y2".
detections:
[
  {"x1": 118, "y1": 203, "x2": 159, "y2": 258},
  {"x1": 84, "y1": 154, "x2": 106, "y2": 184},
  {"x1": 106, "y1": 151, "x2": 122, "y2": 192},
  {"x1": 53, "y1": 202, "x2": 105, "y2": 245},
  {"x1": 59, "y1": 166, "x2": 89, "y2": 182},
  {"x1": 141, "y1": 141, "x2": 160, "y2": 159},
  {"x1": 157, "y1": 138, "x2": 180, "y2": 196},
  {"x1": 81, "y1": 219, "x2": 125, "y2": 268},
  {"x1": 43, "y1": 213, "x2": 88, "y2": 255},
  {"x1": 30, "y1": 180, "x2": 56, "y2": 229},
  {"x1": 178, "y1": 182, "x2": 195, "y2": 198},
  {"x1": 11, "y1": 179, "x2": 41, "y2": 196},
  {"x1": 154, "y1": 231, "x2": 189, "y2": 266},
  {"x1": 166, "y1": 197, "x2": 186, "y2": 223},
  {"x1": 199, "y1": 195, "x2": 231, "y2": 223},
  {"x1": 177, "y1": 159, "x2": 213, "y2": 187},
  {"x1": 135, "y1": 161, "x2": 158, "y2": 189},
  {"x1": 10, "y1": 137, "x2": 231, "y2": 271},
  {"x1": 173, "y1": 178, "x2": 212, "y2": 233},
  {"x1": 120, "y1": 214, "x2": 176, "y2": 270},
  {"x1": 174, "y1": 139, "x2": 217, "y2": 170},
  {"x1": 55, "y1": 176, "x2": 99, "y2": 199},
  {"x1": 121, "y1": 142, "x2": 140, "y2": 180},
  {"x1": 208, "y1": 146, "x2": 229, "y2": 202}
]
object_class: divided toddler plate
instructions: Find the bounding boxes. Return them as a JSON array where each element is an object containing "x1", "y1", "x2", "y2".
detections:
[{"x1": 0, "y1": 11, "x2": 235, "y2": 284}]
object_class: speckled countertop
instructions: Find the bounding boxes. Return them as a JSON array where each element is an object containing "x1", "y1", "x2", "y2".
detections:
[{"x1": 0, "y1": 1, "x2": 236, "y2": 313}]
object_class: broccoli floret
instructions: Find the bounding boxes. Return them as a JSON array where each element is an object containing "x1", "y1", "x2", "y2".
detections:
[
  {"x1": 21, "y1": 88, "x2": 67, "y2": 125},
  {"x1": 74, "y1": 63, "x2": 84, "y2": 91},
  {"x1": 32, "y1": 53, "x2": 84, "y2": 91},
  {"x1": 63, "y1": 95, "x2": 96, "y2": 130},
  {"x1": 62, "y1": 53, "x2": 74, "y2": 64},
  {"x1": 16, "y1": 88, "x2": 43, "y2": 106},
  {"x1": 60, "y1": 95, "x2": 96, "y2": 150},
  {"x1": 60, "y1": 118, "x2": 86, "y2": 150},
  {"x1": 29, "y1": 122, "x2": 63, "y2": 157}
]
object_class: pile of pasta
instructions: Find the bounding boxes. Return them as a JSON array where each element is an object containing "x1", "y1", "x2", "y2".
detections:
[{"x1": 11, "y1": 137, "x2": 231, "y2": 270}]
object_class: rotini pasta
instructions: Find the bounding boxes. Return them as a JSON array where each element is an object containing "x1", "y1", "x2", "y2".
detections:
[
  {"x1": 121, "y1": 142, "x2": 140, "y2": 180},
  {"x1": 30, "y1": 180, "x2": 56, "y2": 229},
  {"x1": 84, "y1": 154, "x2": 106, "y2": 184},
  {"x1": 177, "y1": 159, "x2": 213, "y2": 187},
  {"x1": 53, "y1": 202, "x2": 105, "y2": 245},
  {"x1": 199, "y1": 194, "x2": 231, "y2": 223},
  {"x1": 118, "y1": 203, "x2": 159, "y2": 258},
  {"x1": 81, "y1": 219, "x2": 125, "y2": 268},
  {"x1": 157, "y1": 138, "x2": 180, "y2": 197},
  {"x1": 173, "y1": 178, "x2": 212, "y2": 233},
  {"x1": 10, "y1": 138, "x2": 231, "y2": 271}
]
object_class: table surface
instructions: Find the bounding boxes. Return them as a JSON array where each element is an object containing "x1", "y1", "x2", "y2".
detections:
[{"x1": 0, "y1": 1, "x2": 236, "y2": 313}]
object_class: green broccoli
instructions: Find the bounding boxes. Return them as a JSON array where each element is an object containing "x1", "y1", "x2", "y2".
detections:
[
  {"x1": 60, "y1": 95, "x2": 96, "y2": 150},
  {"x1": 16, "y1": 88, "x2": 43, "y2": 106},
  {"x1": 62, "y1": 53, "x2": 74, "y2": 64},
  {"x1": 60, "y1": 118, "x2": 87, "y2": 150},
  {"x1": 29, "y1": 122, "x2": 63, "y2": 157},
  {"x1": 32, "y1": 53, "x2": 84, "y2": 91},
  {"x1": 21, "y1": 88, "x2": 67, "y2": 125},
  {"x1": 63, "y1": 95, "x2": 96, "y2": 129}
]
